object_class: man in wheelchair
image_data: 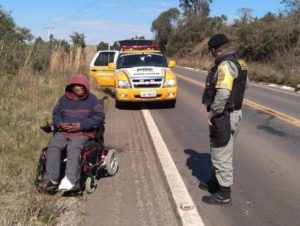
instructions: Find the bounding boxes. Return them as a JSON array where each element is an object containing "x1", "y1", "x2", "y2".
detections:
[{"x1": 38, "y1": 73, "x2": 105, "y2": 192}]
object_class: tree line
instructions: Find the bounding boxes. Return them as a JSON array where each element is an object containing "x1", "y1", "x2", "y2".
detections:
[
  {"x1": 151, "y1": 0, "x2": 300, "y2": 88},
  {"x1": 1, "y1": 1, "x2": 299, "y2": 87},
  {"x1": 0, "y1": 5, "x2": 90, "y2": 75}
]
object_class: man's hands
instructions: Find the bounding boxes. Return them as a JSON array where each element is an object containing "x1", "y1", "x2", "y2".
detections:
[
  {"x1": 59, "y1": 122, "x2": 81, "y2": 132},
  {"x1": 68, "y1": 123, "x2": 81, "y2": 132},
  {"x1": 59, "y1": 122, "x2": 71, "y2": 131}
]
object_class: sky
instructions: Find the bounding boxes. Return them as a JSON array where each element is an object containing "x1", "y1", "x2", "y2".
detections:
[{"x1": 1, "y1": 0, "x2": 285, "y2": 45}]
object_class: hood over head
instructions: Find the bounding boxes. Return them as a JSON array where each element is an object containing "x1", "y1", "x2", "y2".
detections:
[{"x1": 65, "y1": 74, "x2": 90, "y2": 100}]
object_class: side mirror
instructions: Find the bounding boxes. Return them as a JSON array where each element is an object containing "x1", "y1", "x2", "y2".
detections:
[
  {"x1": 168, "y1": 60, "x2": 176, "y2": 68},
  {"x1": 108, "y1": 63, "x2": 116, "y2": 70}
]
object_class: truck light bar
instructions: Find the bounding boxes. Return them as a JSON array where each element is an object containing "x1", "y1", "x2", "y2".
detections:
[
  {"x1": 120, "y1": 44, "x2": 160, "y2": 51},
  {"x1": 118, "y1": 40, "x2": 160, "y2": 51}
]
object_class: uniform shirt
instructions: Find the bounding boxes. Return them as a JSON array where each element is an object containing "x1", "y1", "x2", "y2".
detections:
[{"x1": 209, "y1": 60, "x2": 238, "y2": 118}]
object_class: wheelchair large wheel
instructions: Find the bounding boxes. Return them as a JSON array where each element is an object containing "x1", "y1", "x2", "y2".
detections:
[
  {"x1": 85, "y1": 176, "x2": 97, "y2": 194},
  {"x1": 35, "y1": 149, "x2": 47, "y2": 185},
  {"x1": 105, "y1": 149, "x2": 119, "y2": 176}
]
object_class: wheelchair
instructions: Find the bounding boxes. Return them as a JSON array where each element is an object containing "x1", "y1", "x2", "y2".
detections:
[{"x1": 34, "y1": 122, "x2": 119, "y2": 195}]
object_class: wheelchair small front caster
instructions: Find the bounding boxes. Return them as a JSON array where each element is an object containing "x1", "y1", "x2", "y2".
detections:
[{"x1": 85, "y1": 176, "x2": 97, "y2": 194}]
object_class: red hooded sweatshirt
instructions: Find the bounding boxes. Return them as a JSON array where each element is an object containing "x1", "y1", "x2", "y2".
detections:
[{"x1": 53, "y1": 74, "x2": 105, "y2": 138}]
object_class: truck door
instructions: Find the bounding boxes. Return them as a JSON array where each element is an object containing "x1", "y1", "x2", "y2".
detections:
[{"x1": 89, "y1": 51, "x2": 116, "y2": 87}]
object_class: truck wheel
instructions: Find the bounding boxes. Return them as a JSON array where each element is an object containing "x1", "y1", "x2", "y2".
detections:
[
  {"x1": 115, "y1": 100, "x2": 126, "y2": 109},
  {"x1": 105, "y1": 149, "x2": 119, "y2": 176},
  {"x1": 165, "y1": 100, "x2": 176, "y2": 108},
  {"x1": 115, "y1": 100, "x2": 120, "y2": 108}
]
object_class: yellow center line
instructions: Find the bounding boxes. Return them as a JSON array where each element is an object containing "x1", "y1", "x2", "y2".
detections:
[{"x1": 175, "y1": 73, "x2": 300, "y2": 128}]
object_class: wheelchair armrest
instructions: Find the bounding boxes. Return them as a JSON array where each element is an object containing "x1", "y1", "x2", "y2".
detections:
[
  {"x1": 40, "y1": 123, "x2": 56, "y2": 133},
  {"x1": 91, "y1": 123, "x2": 105, "y2": 131},
  {"x1": 91, "y1": 124, "x2": 105, "y2": 142}
]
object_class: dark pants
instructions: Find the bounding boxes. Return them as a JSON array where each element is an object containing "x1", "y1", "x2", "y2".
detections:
[{"x1": 45, "y1": 132, "x2": 89, "y2": 184}]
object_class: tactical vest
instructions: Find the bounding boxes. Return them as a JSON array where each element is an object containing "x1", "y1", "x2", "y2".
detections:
[{"x1": 202, "y1": 53, "x2": 248, "y2": 112}]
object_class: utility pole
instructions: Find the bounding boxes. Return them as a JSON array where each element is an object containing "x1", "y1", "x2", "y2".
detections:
[{"x1": 44, "y1": 26, "x2": 54, "y2": 41}]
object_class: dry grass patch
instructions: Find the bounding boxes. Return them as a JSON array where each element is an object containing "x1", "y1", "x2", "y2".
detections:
[
  {"x1": 0, "y1": 46, "x2": 97, "y2": 225},
  {"x1": 0, "y1": 73, "x2": 69, "y2": 225}
]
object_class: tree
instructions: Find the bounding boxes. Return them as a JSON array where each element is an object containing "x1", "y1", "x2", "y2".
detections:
[
  {"x1": 16, "y1": 27, "x2": 33, "y2": 43},
  {"x1": 0, "y1": 7, "x2": 16, "y2": 40},
  {"x1": 131, "y1": 35, "x2": 145, "y2": 40},
  {"x1": 49, "y1": 33, "x2": 54, "y2": 42},
  {"x1": 96, "y1": 41, "x2": 109, "y2": 51},
  {"x1": 151, "y1": 8, "x2": 180, "y2": 52},
  {"x1": 179, "y1": 0, "x2": 212, "y2": 18},
  {"x1": 110, "y1": 41, "x2": 119, "y2": 50},
  {"x1": 166, "y1": 15, "x2": 227, "y2": 56},
  {"x1": 281, "y1": 0, "x2": 300, "y2": 14},
  {"x1": 70, "y1": 32, "x2": 86, "y2": 48},
  {"x1": 0, "y1": 6, "x2": 33, "y2": 43},
  {"x1": 34, "y1": 37, "x2": 45, "y2": 45},
  {"x1": 236, "y1": 8, "x2": 254, "y2": 24}
]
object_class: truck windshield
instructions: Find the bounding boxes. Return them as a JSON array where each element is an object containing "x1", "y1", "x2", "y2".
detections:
[{"x1": 117, "y1": 53, "x2": 168, "y2": 69}]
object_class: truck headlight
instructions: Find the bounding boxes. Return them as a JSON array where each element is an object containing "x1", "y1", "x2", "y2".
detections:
[
  {"x1": 118, "y1": 80, "x2": 130, "y2": 88},
  {"x1": 164, "y1": 79, "x2": 176, "y2": 87}
]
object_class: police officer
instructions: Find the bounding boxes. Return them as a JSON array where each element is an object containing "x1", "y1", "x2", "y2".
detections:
[{"x1": 200, "y1": 34, "x2": 248, "y2": 206}]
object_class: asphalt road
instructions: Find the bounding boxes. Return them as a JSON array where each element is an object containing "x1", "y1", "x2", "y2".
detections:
[
  {"x1": 149, "y1": 67, "x2": 300, "y2": 226},
  {"x1": 84, "y1": 101, "x2": 180, "y2": 226},
  {"x1": 84, "y1": 66, "x2": 300, "y2": 226}
]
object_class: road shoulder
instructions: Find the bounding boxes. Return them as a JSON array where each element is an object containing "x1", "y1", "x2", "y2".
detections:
[{"x1": 83, "y1": 101, "x2": 180, "y2": 226}]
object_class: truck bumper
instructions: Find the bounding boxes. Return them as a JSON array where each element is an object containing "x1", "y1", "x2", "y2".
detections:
[{"x1": 115, "y1": 87, "x2": 177, "y2": 102}]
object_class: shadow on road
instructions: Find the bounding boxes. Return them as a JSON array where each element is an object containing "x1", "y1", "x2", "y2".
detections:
[
  {"x1": 116, "y1": 102, "x2": 175, "y2": 110},
  {"x1": 184, "y1": 149, "x2": 212, "y2": 183}
]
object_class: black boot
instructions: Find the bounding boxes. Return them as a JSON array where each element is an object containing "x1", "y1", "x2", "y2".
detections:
[
  {"x1": 202, "y1": 186, "x2": 232, "y2": 206},
  {"x1": 199, "y1": 172, "x2": 219, "y2": 193}
]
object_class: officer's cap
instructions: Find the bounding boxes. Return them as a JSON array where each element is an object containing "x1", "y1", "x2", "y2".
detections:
[{"x1": 208, "y1": 34, "x2": 229, "y2": 50}]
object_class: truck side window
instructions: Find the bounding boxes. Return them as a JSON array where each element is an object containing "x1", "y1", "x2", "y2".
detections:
[{"x1": 95, "y1": 52, "x2": 115, "y2": 66}]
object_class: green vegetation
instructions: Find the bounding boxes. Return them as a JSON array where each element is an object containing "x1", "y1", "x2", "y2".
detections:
[
  {"x1": 97, "y1": 41, "x2": 109, "y2": 51},
  {"x1": 0, "y1": 6, "x2": 96, "y2": 225},
  {"x1": 0, "y1": 0, "x2": 299, "y2": 223},
  {"x1": 152, "y1": 0, "x2": 300, "y2": 89},
  {"x1": 70, "y1": 32, "x2": 86, "y2": 49}
]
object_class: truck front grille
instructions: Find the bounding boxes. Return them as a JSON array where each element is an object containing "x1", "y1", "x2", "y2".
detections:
[{"x1": 131, "y1": 77, "x2": 163, "y2": 88}]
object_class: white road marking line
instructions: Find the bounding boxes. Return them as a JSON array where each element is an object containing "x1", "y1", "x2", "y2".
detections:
[
  {"x1": 142, "y1": 109, "x2": 205, "y2": 226},
  {"x1": 249, "y1": 83, "x2": 300, "y2": 97}
]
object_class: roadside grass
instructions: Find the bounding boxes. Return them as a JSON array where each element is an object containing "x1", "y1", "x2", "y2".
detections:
[
  {"x1": 174, "y1": 37, "x2": 300, "y2": 90},
  {"x1": 0, "y1": 46, "x2": 97, "y2": 225},
  {"x1": 176, "y1": 53, "x2": 300, "y2": 90},
  {"x1": 176, "y1": 56, "x2": 211, "y2": 71}
]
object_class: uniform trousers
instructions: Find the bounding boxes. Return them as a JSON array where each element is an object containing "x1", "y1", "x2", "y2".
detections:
[{"x1": 210, "y1": 110, "x2": 242, "y2": 187}]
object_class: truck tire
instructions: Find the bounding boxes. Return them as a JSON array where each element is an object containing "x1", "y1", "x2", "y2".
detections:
[
  {"x1": 115, "y1": 100, "x2": 126, "y2": 109},
  {"x1": 165, "y1": 100, "x2": 176, "y2": 108}
]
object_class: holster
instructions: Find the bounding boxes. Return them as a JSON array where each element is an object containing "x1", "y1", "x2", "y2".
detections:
[
  {"x1": 209, "y1": 112, "x2": 231, "y2": 147},
  {"x1": 202, "y1": 88, "x2": 216, "y2": 112}
]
